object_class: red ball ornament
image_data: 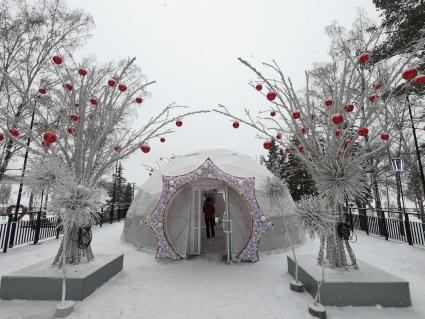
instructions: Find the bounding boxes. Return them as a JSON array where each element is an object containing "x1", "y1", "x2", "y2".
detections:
[
  {"x1": 64, "y1": 83, "x2": 73, "y2": 91},
  {"x1": 232, "y1": 121, "x2": 240, "y2": 129},
  {"x1": 90, "y1": 98, "x2": 98, "y2": 106},
  {"x1": 43, "y1": 131, "x2": 57, "y2": 144},
  {"x1": 324, "y1": 99, "x2": 333, "y2": 106},
  {"x1": 263, "y1": 140, "x2": 273, "y2": 150},
  {"x1": 176, "y1": 119, "x2": 183, "y2": 127},
  {"x1": 79, "y1": 68, "x2": 87, "y2": 76},
  {"x1": 358, "y1": 53, "x2": 369, "y2": 64},
  {"x1": 255, "y1": 84, "x2": 263, "y2": 91},
  {"x1": 380, "y1": 132, "x2": 390, "y2": 141},
  {"x1": 335, "y1": 129, "x2": 341, "y2": 137},
  {"x1": 414, "y1": 75, "x2": 425, "y2": 85},
  {"x1": 332, "y1": 114, "x2": 343, "y2": 125},
  {"x1": 372, "y1": 82, "x2": 382, "y2": 90},
  {"x1": 0, "y1": 133, "x2": 4, "y2": 141},
  {"x1": 358, "y1": 127, "x2": 369, "y2": 137},
  {"x1": 344, "y1": 104, "x2": 354, "y2": 112},
  {"x1": 140, "y1": 144, "x2": 151, "y2": 153},
  {"x1": 275, "y1": 133, "x2": 282, "y2": 140},
  {"x1": 298, "y1": 145, "x2": 304, "y2": 153},
  {"x1": 74, "y1": 103, "x2": 79, "y2": 108},
  {"x1": 266, "y1": 91, "x2": 277, "y2": 101},
  {"x1": 368, "y1": 95, "x2": 377, "y2": 103},
  {"x1": 160, "y1": 137, "x2": 166, "y2": 143},
  {"x1": 292, "y1": 111, "x2": 301, "y2": 119},
  {"x1": 402, "y1": 67, "x2": 418, "y2": 81},
  {"x1": 118, "y1": 84, "x2": 127, "y2": 92},
  {"x1": 67, "y1": 127, "x2": 76, "y2": 135},
  {"x1": 114, "y1": 145, "x2": 122, "y2": 153},
  {"x1": 135, "y1": 97, "x2": 143, "y2": 104},
  {"x1": 39, "y1": 87, "x2": 47, "y2": 95},
  {"x1": 70, "y1": 114, "x2": 80, "y2": 122},
  {"x1": 9, "y1": 128, "x2": 19, "y2": 137},
  {"x1": 285, "y1": 148, "x2": 292, "y2": 154},
  {"x1": 52, "y1": 55, "x2": 63, "y2": 65},
  {"x1": 270, "y1": 110, "x2": 276, "y2": 117},
  {"x1": 108, "y1": 79, "x2": 116, "y2": 87},
  {"x1": 300, "y1": 127, "x2": 308, "y2": 134}
]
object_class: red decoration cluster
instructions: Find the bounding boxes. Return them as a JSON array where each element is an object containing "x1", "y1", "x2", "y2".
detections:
[
  {"x1": 9, "y1": 128, "x2": 19, "y2": 137},
  {"x1": 52, "y1": 55, "x2": 63, "y2": 65},
  {"x1": 232, "y1": 121, "x2": 239, "y2": 129},
  {"x1": 415, "y1": 75, "x2": 425, "y2": 85},
  {"x1": 70, "y1": 114, "x2": 80, "y2": 122},
  {"x1": 298, "y1": 145, "x2": 304, "y2": 153},
  {"x1": 335, "y1": 129, "x2": 341, "y2": 137},
  {"x1": 368, "y1": 95, "x2": 377, "y2": 103},
  {"x1": 39, "y1": 87, "x2": 47, "y2": 95},
  {"x1": 292, "y1": 111, "x2": 301, "y2": 119},
  {"x1": 270, "y1": 110, "x2": 276, "y2": 117},
  {"x1": 380, "y1": 132, "x2": 390, "y2": 141},
  {"x1": 0, "y1": 133, "x2": 4, "y2": 141},
  {"x1": 300, "y1": 127, "x2": 308, "y2": 134},
  {"x1": 79, "y1": 68, "x2": 87, "y2": 76},
  {"x1": 324, "y1": 99, "x2": 333, "y2": 106},
  {"x1": 135, "y1": 97, "x2": 143, "y2": 104},
  {"x1": 255, "y1": 84, "x2": 262, "y2": 91},
  {"x1": 402, "y1": 67, "x2": 418, "y2": 81},
  {"x1": 263, "y1": 140, "x2": 273, "y2": 150},
  {"x1": 108, "y1": 79, "x2": 116, "y2": 87},
  {"x1": 344, "y1": 104, "x2": 354, "y2": 113},
  {"x1": 372, "y1": 82, "x2": 382, "y2": 90},
  {"x1": 358, "y1": 127, "x2": 369, "y2": 137},
  {"x1": 114, "y1": 145, "x2": 122, "y2": 153},
  {"x1": 358, "y1": 53, "x2": 369, "y2": 64},
  {"x1": 90, "y1": 98, "x2": 98, "y2": 106},
  {"x1": 160, "y1": 137, "x2": 166, "y2": 143},
  {"x1": 266, "y1": 91, "x2": 277, "y2": 101},
  {"x1": 118, "y1": 84, "x2": 127, "y2": 92},
  {"x1": 285, "y1": 148, "x2": 292, "y2": 154},
  {"x1": 43, "y1": 131, "x2": 57, "y2": 144},
  {"x1": 332, "y1": 114, "x2": 343, "y2": 125},
  {"x1": 140, "y1": 144, "x2": 150, "y2": 153},
  {"x1": 275, "y1": 133, "x2": 282, "y2": 140},
  {"x1": 67, "y1": 127, "x2": 76, "y2": 135},
  {"x1": 64, "y1": 83, "x2": 73, "y2": 92},
  {"x1": 176, "y1": 119, "x2": 183, "y2": 127}
]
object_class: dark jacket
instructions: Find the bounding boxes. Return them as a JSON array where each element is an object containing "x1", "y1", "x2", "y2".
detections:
[{"x1": 203, "y1": 202, "x2": 215, "y2": 219}]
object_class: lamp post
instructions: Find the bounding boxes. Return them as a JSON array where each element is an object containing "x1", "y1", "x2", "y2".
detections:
[{"x1": 391, "y1": 158, "x2": 413, "y2": 245}]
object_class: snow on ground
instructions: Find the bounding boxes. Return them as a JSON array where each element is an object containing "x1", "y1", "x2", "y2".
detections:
[{"x1": 1, "y1": 222, "x2": 425, "y2": 319}]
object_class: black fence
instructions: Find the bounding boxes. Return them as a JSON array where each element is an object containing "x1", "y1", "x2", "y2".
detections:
[
  {"x1": 346, "y1": 207, "x2": 425, "y2": 247},
  {"x1": 0, "y1": 203, "x2": 131, "y2": 253}
]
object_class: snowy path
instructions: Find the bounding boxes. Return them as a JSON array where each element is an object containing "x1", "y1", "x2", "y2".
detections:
[{"x1": 1, "y1": 222, "x2": 425, "y2": 319}]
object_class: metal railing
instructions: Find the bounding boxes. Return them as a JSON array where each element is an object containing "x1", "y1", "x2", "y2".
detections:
[
  {"x1": 0, "y1": 203, "x2": 131, "y2": 253},
  {"x1": 345, "y1": 206, "x2": 425, "y2": 247}
]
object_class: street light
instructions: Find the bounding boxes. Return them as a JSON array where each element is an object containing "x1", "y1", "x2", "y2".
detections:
[{"x1": 390, "y1": 157, "x2": 413, "y2": 245}]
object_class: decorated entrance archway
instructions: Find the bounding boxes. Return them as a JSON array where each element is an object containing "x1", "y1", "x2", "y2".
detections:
[{"x1": 143, "y1": 158, "x2": 272, "y2": 262}]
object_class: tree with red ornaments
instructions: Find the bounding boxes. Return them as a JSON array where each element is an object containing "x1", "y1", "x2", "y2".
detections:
[{"x1": 215, "y1": 14, "x2": 425, "y2": 269}]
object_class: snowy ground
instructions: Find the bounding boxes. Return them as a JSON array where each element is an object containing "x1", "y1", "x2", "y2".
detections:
[{"x1": 1, "y1": 222, "x2": 425, "y2": 319}]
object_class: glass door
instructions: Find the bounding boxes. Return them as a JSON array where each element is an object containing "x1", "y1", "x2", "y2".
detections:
[
  {"x1": 223, "y1": 185, "x2": 232, "y2": 264},
  {"x1": 191, "y1": 189, "x2": 201, "y2": 255}
]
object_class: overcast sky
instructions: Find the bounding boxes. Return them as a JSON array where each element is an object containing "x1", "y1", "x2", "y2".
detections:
[{"x1": 69, "y1": 0, "x2": 380, "y2": 187}]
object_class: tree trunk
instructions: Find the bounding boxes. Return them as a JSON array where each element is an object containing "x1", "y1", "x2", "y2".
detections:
[
  {"x1": 53, "y1": 226, "x2": 94, "y2": 267},
  {"x1": 395, "y1": 173, "x2": 405, "y2": 235},
  {"x1": 371, "y1": 165, "x2": 387, "y2": 238}
]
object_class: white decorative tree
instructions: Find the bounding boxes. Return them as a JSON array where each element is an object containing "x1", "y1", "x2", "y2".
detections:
[{"x1": 215, "y1": 16, "x2": 425, "y2": 269}]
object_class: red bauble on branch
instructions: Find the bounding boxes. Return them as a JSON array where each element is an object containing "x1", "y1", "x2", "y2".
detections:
[
  {"x1": 90, "y1": 98, "x2": 98, "y2": 106},
  {"x1": 266, "y1": 91, "x2": 277, "y2": 101},
  {"x1": 39, "y1": 87, "x2": 47, "y2": 95},
  {"x1": 331, "y1": 114, "x2": 343, "y2": 124},
  {"x1": 324, "y1": 99, "x2": 333, "y2": 106},
  {"x1": 380, "y1": 132, "x2": 390, "y2": 141},
  {"x1": 275, "y1": 133, "x2": 282, "y2": 140},
  {"x1": 415, "y1": 75, "x2": 425, "y2": 85},
  {"x1": 402, "y1": 67, "x2": 418, "y2": 81},
  {"x1": 372, "y1": 82, "x2": 382, "y2": 90},
  {"x1": 135, "y1": 97, "x2": 143, "y2": 104},
  {"x1": 232, "y1": 121, "x2": 239, "y2": 129},
  {"x1": 263, "y1": 140, "x2": 273, "y2": 150},
  {"x1": 9, "y1": 128, "x2": 20, "y2": 137},
  {"x1": 118, "y1": 84, "x2": 127, "y2": 92},
  {"x1": 285, "y1": 147, "x2": 292, "y2": 154},
  {"x1": 300, "y1": 127, "x2": 308, "y2": 134},
  {"x1": 176, "y1": 119, "x2": 183, "y2": 127},
  {"x1": 298, "y1": 145, "x2": 304, "y2": 153},
  {"x1": 114, "y1": 145, "x2": 122, "y2": 153},
  {"x1": 70, "y1": 114, "x2": 80, "y2": 122},
  {"x1": 160, "y1": 137, "x2": 166, "y2": 143},
  {"x1": 292, "y1": 111, "x2": 301, "y2": 119},
  {"x1": 0, "y1": 133, "x2": 4, "y2": 141},
  {"x1": 358, "y1": 127, "x2": 369, "y2": 137},
  {"x1": 270, "y1": 110, "x2": 276, "y2": 117},
  {"x1": 52, "y1": 55, "x2": 63, "y2": 65},
  {"x1": 67, "y1": 127, "x2": 76, "y2": 135},
  {"x1": 79, "y1": 68, "x2": 87, "y2": 76},
  {"x1": 368, "y1": 95, "x2": 377, "y2": 103},
  {"x1": 64, "y1": 83, "x2": 73, "y2": 92},
  {"x1": 140, "y1": 144, "x2": 151, "y2": 153},
  {"x1": 255, "y1": 84, "x2": 263, "y2": 91},
  {"x1": 43, "y1": 131, "x2": 57, "y2": 144},
  {"x1": 108, "y1": 79, "x2": 116, "y2": 87},
  {"x1": 344, "y1": 104, "x2": 354, "y2": 112},
  {"x1": 358, "y1": 53, "x2": 369, "y2": 64},
  {"x1": 335, "y1": 129, "x2": 341, "y2": 137}
]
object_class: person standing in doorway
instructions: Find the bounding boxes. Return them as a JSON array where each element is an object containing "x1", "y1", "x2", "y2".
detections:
[{"x1": 203, "y1": 197, "x2": 215, "y2": 238}]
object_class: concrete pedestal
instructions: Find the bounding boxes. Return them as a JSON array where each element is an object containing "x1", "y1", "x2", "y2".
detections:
[
  {"x1": 0, "y1": 254, "x2": 123, "y2": 301},
  {"x1": 287, "y1": 255, "x2": 411, "y2": 307}
]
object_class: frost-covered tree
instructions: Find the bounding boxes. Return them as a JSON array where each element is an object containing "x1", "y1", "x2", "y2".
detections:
[
  {"x1": 5, "y1": 55, "x2": 207, "y2": 266},
  {"x1": 215, "y1": 15, "x2": 425, "y2": 268}
]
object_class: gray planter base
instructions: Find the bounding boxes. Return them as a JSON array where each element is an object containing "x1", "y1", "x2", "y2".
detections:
[
  {"x1": 54, "y1": 301, "x2": 75, "y2": 318},
  {"x1": 0, "y1": 254, "x2": 124, "y2": 301},
  {"x1": 289, "y1": 279, "x2": 304, "y2": 292},
  {"x1": 308, "y1": 303, "x2": 326, "y2": 319},
  {"x1": 287, "y1": 255, "x2": 411, "y2": 307}
]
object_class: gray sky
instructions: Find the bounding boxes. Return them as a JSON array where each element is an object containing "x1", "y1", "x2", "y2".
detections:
[{"x1": 70, "y1": 0, "x2": 380, "y2": 186}]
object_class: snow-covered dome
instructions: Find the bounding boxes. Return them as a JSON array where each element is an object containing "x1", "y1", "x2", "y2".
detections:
[{"x1": 123, "y1": 149, "x2": 301, "y2": 262}]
